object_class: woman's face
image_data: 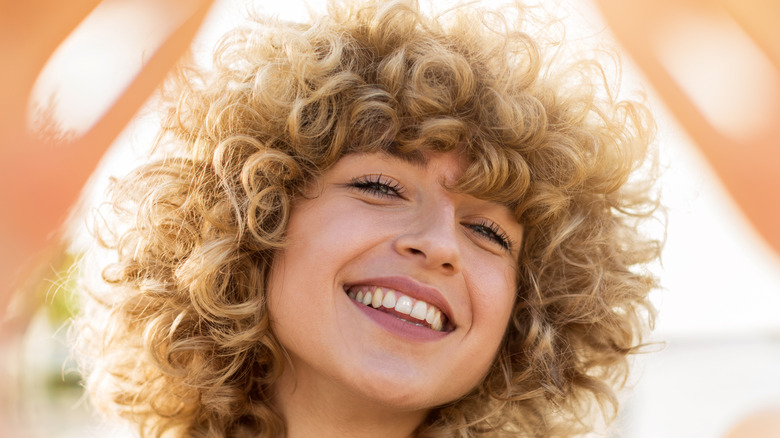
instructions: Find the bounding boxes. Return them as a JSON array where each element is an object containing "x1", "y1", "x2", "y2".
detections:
[{"x1": 267, "y1": 151, "x2": 522, "y2": 411}]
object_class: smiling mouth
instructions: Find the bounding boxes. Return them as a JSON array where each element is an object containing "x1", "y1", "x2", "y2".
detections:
[{"x1": 344, "y1": 286, "x2": 451, "y2": 332}]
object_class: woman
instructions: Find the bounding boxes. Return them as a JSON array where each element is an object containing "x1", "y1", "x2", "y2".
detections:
[{"x1": 74, "y1": 1, "x2": 661, "y2": 436}]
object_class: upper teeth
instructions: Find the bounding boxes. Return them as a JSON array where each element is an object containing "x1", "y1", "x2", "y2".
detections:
[{"x1": 347, "y1": 286, "x2": 445, "y2": 332}]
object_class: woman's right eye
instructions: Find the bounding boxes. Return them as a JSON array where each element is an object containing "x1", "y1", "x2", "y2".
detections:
[{"x1": 348, "y1": 174, "x2": 405, "y2": 199}]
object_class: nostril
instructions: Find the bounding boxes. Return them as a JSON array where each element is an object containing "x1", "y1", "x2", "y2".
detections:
[{"x1": 395, "y1": 235, "x2": 461, "y2": 274}]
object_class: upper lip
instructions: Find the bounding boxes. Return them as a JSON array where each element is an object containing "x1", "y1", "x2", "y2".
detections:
[{"x1": 343, "y1": 275, "x2": 456, "y2": 328}]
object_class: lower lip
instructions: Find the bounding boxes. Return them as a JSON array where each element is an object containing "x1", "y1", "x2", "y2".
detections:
[{"x1": 350, "y1": 299, "x2": 449, "y2": 342}]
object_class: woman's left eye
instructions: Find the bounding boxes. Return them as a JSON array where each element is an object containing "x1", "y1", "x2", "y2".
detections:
[
  {"x1": 347, "y1": 174, "x2": 405, "y2": 199},
  {"x1": 465, "y1": 220, "x2": 512, "y2": 251}
]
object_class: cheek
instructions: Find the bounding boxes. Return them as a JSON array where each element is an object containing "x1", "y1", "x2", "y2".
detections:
[
  {"x1": 292, "y1": 201, "x2": 388, "y2": 254},
  {"x1": 447, "y1": 263, "x2": 515, "y2": 400},
  {"x1": 471, "y1": 262, "x2": 517, "y2": 335},
  {"x1": 265, "y1": 250, "x2": 293, "y2": 322},
  {"x1": 265, "y1": 241, "x2": 332, "y2": 350}
]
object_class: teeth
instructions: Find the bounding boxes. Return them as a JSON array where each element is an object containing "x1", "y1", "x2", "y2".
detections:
[
  {"x1": 425, "y1": 307, "x2": 436, "y2": 324},
  {"x1": 347, "y1": 285, "x2": 448, "y2": 332},
  {"x1": 395, "y1": 296, "x2": 413, "y2": 315},
  {"x1": 410, "y1": 301, "x2": 427, "y2": 320},
  {"x1": 381, "y1": 290, "x2": 397, "y2": 308},
  {"x1": 371, "y1": 288, "x2": 384, "y2": 308},
  {"x1": 431, "y1": 313, "x2": 443, "y2": 331}
]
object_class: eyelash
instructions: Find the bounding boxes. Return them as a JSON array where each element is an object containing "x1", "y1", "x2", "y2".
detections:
[
  {"x1": 348, "y1": 175, "x2": 512, "y2": 251},
  {"x1": 348, "y1": 174, "x2": 405, "y2": 198},
  {"x1": 466, "y1": 220, "x2": 513, "y2": 250}
]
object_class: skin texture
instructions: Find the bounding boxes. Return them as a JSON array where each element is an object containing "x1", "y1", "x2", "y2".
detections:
[{"x1": 267, "y1": 151, "x2": 522, "y2": 437}]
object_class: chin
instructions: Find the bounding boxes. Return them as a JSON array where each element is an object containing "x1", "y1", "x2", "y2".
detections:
[{"x1": 337, "y1": 357, "x2": 480, "y2": 411}]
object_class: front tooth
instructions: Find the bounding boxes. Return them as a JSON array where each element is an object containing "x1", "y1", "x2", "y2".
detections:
[
  {"x1": 425, "y1": 306, "x2": 436, "y2": 324},
  {"x1": 410, "y1": 301, "x2": 427, "y2": 320},
  {"x1": 362, "y1": 291, "x2": 373, "y2": 306},
  {"x1": 356, "y1": 291, "x2": 363, "y2": 302},
  {"x1": 371, "y1": 288, "x2": 384, "y2": 308},
  {"x1": 381, "y1": 289, "x2": 397, "y2": 308},
  {"x1": 395, "y1": 296, "x2": 413, "y2": 315}
]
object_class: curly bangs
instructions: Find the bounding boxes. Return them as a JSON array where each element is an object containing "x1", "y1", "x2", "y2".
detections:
[{"x1": 74, "y1": 1, "x2": 661, "y2": 437}]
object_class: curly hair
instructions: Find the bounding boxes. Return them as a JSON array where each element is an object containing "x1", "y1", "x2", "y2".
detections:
[{"x1": 74, "y1": 1, "x2": 661, "y2": 436}]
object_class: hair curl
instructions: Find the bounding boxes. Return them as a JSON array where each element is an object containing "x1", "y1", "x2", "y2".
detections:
[{"x1": 74, "y1": 1, "x2": 661, "y2": 436}]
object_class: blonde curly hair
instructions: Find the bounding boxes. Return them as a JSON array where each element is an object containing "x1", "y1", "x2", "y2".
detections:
[{"x1": 75, "y1": 1, "x2": 661, "y2": 436}]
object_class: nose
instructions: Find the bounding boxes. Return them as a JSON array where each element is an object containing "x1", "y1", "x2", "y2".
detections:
[{"x1": 393, "y1": 202, "x2": 462, "y2": 274}]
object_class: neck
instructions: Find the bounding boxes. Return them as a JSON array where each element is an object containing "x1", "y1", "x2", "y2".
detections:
[{"x1": 272, "y1": 364, "x2": 429, "y2": 438}]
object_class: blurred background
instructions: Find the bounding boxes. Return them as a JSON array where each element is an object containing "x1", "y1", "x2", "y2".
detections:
[{"x1": 2, "y1": 0, "x2": 779, "y2": 437}]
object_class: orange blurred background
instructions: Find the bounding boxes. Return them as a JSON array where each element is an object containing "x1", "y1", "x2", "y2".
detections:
[{"x1": 1, "y1": 0, "x2": 778, "y2": 436}]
